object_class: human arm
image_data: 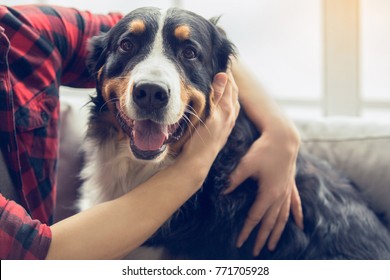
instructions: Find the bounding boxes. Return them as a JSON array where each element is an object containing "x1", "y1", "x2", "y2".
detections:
[
  {"x1": 45, "y1": 72, "x2": 238, "y2": 259},
  {"x1": 226, "y1": 57, "x2": 303, "y2": 255}
]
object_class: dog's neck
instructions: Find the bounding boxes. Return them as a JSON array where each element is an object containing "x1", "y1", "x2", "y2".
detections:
[{"x1": 80, "y1": 136, "x2": 176, "y2": 207}]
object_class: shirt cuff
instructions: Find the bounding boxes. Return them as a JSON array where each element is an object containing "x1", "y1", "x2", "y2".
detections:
[{"x1": 0, "y1": 194, "x2": 52, "y2": 259}]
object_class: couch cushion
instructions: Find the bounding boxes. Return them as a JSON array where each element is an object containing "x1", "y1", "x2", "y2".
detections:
[
  {"x1": 56, "y1": 94, "x2": 89, "y2": 222},
  {"x1": 295, "y1": 117, "x2": 390, "y2": 227}
]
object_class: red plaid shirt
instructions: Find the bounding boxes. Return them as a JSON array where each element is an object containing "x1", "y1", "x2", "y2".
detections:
[{"x1": 0, "y1": 5, "x2": 122, "y2": 259}]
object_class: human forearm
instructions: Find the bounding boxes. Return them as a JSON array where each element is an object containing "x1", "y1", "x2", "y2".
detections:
[{"x1": 46, "y1": 160, "x2": 205, "y2": 260}]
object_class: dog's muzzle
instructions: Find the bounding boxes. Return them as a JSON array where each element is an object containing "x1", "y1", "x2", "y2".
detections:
[{"x1": 115, "y1": 84, "x2": 187, "y2": 160}]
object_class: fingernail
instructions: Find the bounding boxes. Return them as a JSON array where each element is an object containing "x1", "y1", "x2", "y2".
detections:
[
  {"x1": 236, "y1": 238, "x2": 244, "y2": 248},
  {"x1": 268, "y1": 243, "x2": 276, "y2": 252},
  {"x1": 214, "y1": 73, "x2": 227, "y2": 88}
]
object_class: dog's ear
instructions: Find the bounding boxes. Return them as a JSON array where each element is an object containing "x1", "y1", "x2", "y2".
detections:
[
  {"x1": 210, "y1": 16, "x2": 236, "y2": 73},
  {"x1": 87, "y1": 33, "x2": 109, "y2": 78}
]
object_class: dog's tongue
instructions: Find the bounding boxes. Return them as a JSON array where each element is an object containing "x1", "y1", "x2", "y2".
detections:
[{"x1": 133, "y1": 120, "x2": 168, "y2": 151}]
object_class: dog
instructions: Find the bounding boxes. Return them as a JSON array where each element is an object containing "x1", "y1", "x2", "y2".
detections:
[{"x1": 78, "y1": 7, "x2": 390, "y2": 259}]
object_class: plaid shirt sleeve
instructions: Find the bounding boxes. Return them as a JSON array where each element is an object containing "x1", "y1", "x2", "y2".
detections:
[
  {"x1": 0, "y1": 5, "x2": 122, "y2": 259},
  {"x1": 10, "y1": 5, "x2": 122, "y2": 88},
  {"x1": 0, "y1": 194, "x2": 51, "y2": 259}
]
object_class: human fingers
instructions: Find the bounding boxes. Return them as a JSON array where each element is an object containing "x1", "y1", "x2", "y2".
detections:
[
  {"x1": 226, "y1": 68, "x2": 239, "y2": 102},
  {"x1": 215, "y1": 70, "x2": 238, "y2": 108},
  {"x1": 211, "y1": 70, "x2": 240, "y2": 133},
  {"x1": 181, "y1": 71, "x2": 238, "y2": 160},
  {"x1": 212, "y1": 72, "x2": 228, "y2": 105},
  {"x1": 251, "y1": 201, "x2": 282, "y2": 256},
  {"x1": 291, "y1": 183, "x2": 304, "y2": 230},
  {"x1": 224, "y1": 151, "x2": 256, "y2": 194},
  {"x1": 250, "y1": 186, "x2": 289, "y2": 256},
  {"x1": 236, "y1": 190, "x2": 270, "y2": 248},
  {"x1": 266, "y1": 191, "x2": 291, "y2": 251},
  {"x1": 224, "y1": 133, "x2": 259, "y2": 194}
]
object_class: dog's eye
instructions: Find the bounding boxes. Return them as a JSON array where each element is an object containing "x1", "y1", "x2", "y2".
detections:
[
  {"x1": 182, "y1": 47, "x2": 197, "y2": 60},
  {"x1": 119, "y1": 39, "x2": 135, "y2": 53}
]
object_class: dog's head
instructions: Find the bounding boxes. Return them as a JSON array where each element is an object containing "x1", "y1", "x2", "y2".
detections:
[{"x1": 88, "y1": 7, "x2": 234, "y2": 161}]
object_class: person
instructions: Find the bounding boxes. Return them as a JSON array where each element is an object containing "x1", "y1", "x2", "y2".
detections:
[{"x1": 0, "y1": 5, "x2": 302, "y2": 259}]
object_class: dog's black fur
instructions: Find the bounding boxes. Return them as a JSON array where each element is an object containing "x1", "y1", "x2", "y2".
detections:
[
  {"x1": 145, "y1": 114, "x2": 390, "y2": 259},
  {"x1": 87, "y1": 7, "x2": 390, "y2": 259}
]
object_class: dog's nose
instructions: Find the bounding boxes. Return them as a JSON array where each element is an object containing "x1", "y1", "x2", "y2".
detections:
[{"x1": 133, "y1": 83, "x2": 169, "y2": 110}]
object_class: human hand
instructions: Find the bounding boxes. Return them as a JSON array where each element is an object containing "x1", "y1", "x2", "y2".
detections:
[
  {"x1": 179, "y1": 70, "x2": 240, "y2": 177},
  {"x1": 224, "y1": 124, "x2": 303, "y2": 256}
]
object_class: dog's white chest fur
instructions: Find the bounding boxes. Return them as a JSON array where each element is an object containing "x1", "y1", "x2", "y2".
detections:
[
  {"x1": 77, "y1": 136, "x2": 172, "y2": 260},
  {"x1": 77, "y1": 137, "x2": 173, "y2": 211}
]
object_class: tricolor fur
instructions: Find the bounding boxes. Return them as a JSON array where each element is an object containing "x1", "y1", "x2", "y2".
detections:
[
  {"x1": 79, "y1": 7, "x2": 390, "y2": 259},
  {"x1": 78, "y1": 8, "x2": 232, "y2": 209}
]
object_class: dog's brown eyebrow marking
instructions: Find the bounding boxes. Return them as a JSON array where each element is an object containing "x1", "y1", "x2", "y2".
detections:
[
  {"x1": 174, "y1": 25, "x2": 191, "y2": 41},
  {"x1": 129, "y1": 19, "x2": 146, "y2": 34}
]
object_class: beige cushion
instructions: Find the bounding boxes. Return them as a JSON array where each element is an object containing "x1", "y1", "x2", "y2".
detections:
[
  {"x1": 295, "y1": 117, "x2": 390, "y2": 227},
  {"x1": 55, "y1": 94, "x2": 89, "y2": 222}
]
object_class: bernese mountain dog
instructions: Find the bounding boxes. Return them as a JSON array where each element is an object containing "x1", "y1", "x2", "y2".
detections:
[{"x1": 78, "y1": 7, "x2": 390, "y2": 259}]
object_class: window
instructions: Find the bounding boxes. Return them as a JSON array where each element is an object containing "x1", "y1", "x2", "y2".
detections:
[
  {"x1": 182, "y1": 0, "x2": 323, "y2": 117},
  {"x1": 360, "y1": 0, "x2": 390, "y2": 118},
  {"x1": 182, "y1": 0, "x2": 390, "y2": 118}
]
